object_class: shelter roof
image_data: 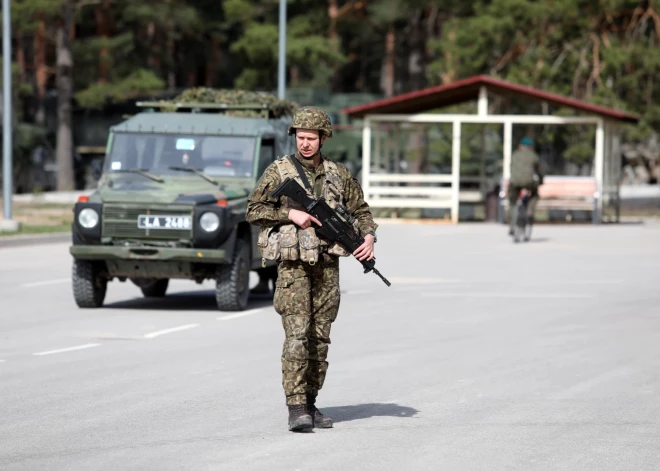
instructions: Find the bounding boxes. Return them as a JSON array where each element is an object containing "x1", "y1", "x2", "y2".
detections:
[{"x1": 341, "y1": 75, "x2": 640, "y2": 123}]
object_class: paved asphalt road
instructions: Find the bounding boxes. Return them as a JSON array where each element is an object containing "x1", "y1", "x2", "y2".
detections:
[{"x1": 1, "y1": 223, "x2": 659, "y2": 470}]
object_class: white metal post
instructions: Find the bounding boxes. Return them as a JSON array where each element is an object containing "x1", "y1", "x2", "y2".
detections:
[
  {"x1": 594, "y1": 119, "x2": 605, "y2": 224},
  {"x1": 374, "y1": 126, "x2": 381, "y2": 173},
  {"x1": 362, "y1": 118, "x2": 372, "y2": 199},
  {"x1": 610, "y1": 122, "x2": 622, "y2": 222},
  {"x1": 2, "y1": 0, "x2": 13, "y2": 222},
  {"x1": 451, "y1": 120, "x2": 461, "y2": 224},
  {"x1": 478, "y1": 86, "x2": 488, "y2": 116},
  {"x1": 277, "y1": 0, "x2": 287, "y2": 99}
]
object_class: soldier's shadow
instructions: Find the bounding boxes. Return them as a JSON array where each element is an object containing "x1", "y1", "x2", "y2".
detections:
[{"x1": 320, "y1": 403, "x2": 419, "y2": 423}]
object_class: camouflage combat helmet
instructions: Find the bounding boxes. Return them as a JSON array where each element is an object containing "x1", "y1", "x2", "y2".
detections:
[{"x1": 288, "y1": 106, "x2": 333, "y2": 138}]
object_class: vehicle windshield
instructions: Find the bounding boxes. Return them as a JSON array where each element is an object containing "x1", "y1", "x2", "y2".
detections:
[{"x1": 104, "y1": 133, "x2": 257, "y2": 178}]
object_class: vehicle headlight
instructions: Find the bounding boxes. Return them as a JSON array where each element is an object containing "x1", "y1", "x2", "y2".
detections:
[
  {"x1": 78, "y1": 208, "x2": 99, "y2": 229},
  {"x1": 200, "y1": 212, "x2": 220, "y2": 232}
]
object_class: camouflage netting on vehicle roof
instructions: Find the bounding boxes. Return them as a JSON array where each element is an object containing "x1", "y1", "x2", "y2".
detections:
[{"x1": 155, "y1": 87, "x2": 299, "y2": 118}]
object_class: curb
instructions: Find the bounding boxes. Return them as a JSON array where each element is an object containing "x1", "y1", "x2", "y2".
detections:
[{"x1": 0, "y1": 232, "x2": 71, "y2": 249}]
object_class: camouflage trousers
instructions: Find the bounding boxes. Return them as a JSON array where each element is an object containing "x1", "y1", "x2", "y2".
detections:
[{"x1": 273, "y1": 254, "x2": 340, "y2": 406}]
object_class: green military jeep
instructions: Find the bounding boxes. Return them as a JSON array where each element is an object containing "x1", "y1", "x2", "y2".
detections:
[{"x1": 69, "y1": 97, "x2": 295, "y2": 311}]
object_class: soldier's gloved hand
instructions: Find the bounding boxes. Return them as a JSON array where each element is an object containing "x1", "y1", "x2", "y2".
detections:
[
  {"x1": 353, "y1": 234, "x2": 375, "y2": 261},
  {"x1": 288, "y1": 209, "x2": 322, "y2": 229}
]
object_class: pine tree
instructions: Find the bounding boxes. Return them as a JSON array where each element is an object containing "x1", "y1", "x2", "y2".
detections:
[{"x1": 225, "y1": 0, "x2": 346, "y2": 91}]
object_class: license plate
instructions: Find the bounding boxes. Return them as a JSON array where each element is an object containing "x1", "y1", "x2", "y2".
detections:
[{"x1": 137, "y1": 215, "x2": 192, "y2": 230}]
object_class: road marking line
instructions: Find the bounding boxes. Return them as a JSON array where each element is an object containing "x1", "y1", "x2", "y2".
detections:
[
  {"x1": 143, "y1": 324, "x2": 199, "y2": 339},
  {"x1": 342, "y1": 290, "x2": 372, "y2": 295},
  {"x1": 569, "y1": 280, "x2": 623, "y2": 285},
  {"x1": 422, "y1": 293, "x2": 596, "y2": 299},
  {"x1": 388, "y1": 277, "x2": 463, "y2": 285},
  {"x1": 218, "y1": 308, "x2": 264, "y2": 321},
  {"x1": 0, "y1": 360, "x2": 6, "y2": 363},
  {"x1": 21, "y1": 278, "x2": 70, "y2": 288},
  {"x1": 33, "y1": 343, "x2": 101, "y2": 356}
]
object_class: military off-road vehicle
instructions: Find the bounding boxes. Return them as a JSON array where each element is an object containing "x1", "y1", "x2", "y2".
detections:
[{"x1": 69, "y1": 90, "x2": 296, "y2": 311}]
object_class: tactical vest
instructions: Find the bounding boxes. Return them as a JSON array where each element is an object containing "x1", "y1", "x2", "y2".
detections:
[{"x1": 257, "y1": 155, "x2": 356, "y2": 265}]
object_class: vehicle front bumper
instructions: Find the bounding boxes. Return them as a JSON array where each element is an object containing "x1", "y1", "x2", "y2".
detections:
[{"x1": 70, "y1": 245, "x2": 228, "y2": 263}]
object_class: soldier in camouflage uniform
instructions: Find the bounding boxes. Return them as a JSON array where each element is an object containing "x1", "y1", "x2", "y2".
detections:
[
  {"x1": 246, "y1": 106, "x2": 378, "y2": 432},
  {"x1": 508, "y1": 137, "x2": 544, "y2": 235}
]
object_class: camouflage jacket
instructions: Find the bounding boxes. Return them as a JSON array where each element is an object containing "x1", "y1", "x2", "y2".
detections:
[{"x1": 246, "y1": 152, "x2": 378, "y2": 239}]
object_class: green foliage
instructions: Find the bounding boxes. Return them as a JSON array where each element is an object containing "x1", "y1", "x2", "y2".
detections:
[
  {"x1": 427, "y1": 0, "x2": 660, "y2": 164},
  {"x1": 6, "y1": 0, "x2": 660, "y2": 187},
  {"x1": 226, "y1": 0, "x2": 347, "y2": 90},
  {"x1": 75, "y1": 69, "x2": 165, "y2": 109}
]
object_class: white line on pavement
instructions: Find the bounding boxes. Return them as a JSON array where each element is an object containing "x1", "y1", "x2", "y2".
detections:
[
  {"x1": 388, "y1": 277, "x2": 464, "y2": 285},
  {"x1": 0, "y1": 360, "x2": 6, "y2": 363},
  {"x1": 342, "y1": 290, "x2": 372, "y2": 295},
  {"x1": 218, "y1": 308, "x2": 264, "y2": 321},
  {"x1": 422, "y1": 293, "x2": 596, "y2": 299},
  {"x1": 568, "y1": 280, "x2": 623, "y2": 285},
  {"x1": 33, "y1": 343, "x2": 101, "y2": 356},
  {"x1": 21, "y1": 278, "x2": 71, "y2": 288},
  {"x1": 143, "y1": 324, "x2": 200, "y2": 339}
]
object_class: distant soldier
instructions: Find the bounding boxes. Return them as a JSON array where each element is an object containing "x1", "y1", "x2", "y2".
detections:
[
  {"x1": 246, "y1": 106, "x2": 378, "y2": 432},
  {"x1": 508, "y1": 137, "x2": 544, "y2": 235}
]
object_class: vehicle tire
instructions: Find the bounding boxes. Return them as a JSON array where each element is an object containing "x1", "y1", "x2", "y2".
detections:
[
  {"x1": 524, "y1": 222, "x2": 533, "y2": 242},
  {"x1": 140, "y1": 279, "x2": 169, "y2": 298},
  {"x1": 215, "y1": 237, "x2": 250, "y2": 311},
  {"x1": 72, "y1": 259, "x2": 107, "y2": 308}
]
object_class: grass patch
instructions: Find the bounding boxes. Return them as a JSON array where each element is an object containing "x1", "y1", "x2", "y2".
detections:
[
  {"x1": 0, "y1": 201, "x2": 73, "y2": 236},
  {"x1": 0, "y1": 222, "x2": 72, "y2": 237}
]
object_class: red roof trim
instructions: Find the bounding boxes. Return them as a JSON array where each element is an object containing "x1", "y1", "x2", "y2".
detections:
[{"x1": 340, "y1": 75, "x2": 640, "y2": 123}]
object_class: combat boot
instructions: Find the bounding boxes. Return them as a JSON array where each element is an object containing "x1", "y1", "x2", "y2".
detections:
[
  {"x1": 306, "y1": 394, "x2": 333, "y2": 428},
  {"x1": 287, "y1": 404, "x2": 313, "y2": 432}
]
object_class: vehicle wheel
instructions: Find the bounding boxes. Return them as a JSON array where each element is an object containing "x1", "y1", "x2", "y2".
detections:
[
  {"x1": 72, "y1": 260, "x2": 107, "y2": 308},
  {"x1": 512, "y1": 205, "x2": 524, "y2": 243},
  {"x1": 215, "y1": 237, "x2": 250, "y2": 311},
  {"x1": 140, "y1": 279, "x2": 169, "y2": 297}
]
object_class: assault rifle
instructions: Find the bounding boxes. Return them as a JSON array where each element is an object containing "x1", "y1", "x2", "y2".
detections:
[{"x1": 271, "y1": 177, "x2": 391, "y2": 287}]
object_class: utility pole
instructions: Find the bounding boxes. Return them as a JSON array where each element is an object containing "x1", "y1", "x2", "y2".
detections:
[
  {"x1": 277, "y1": 0, "x2": 286, "y2": 99},
  {"x1": 1, "y1": 0, "x2": 18, "y2": 231}
]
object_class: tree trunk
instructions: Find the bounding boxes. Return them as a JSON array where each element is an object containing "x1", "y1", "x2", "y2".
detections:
[
  {"x1": 167, "y1": 31, "x2": 176, "y2": 90},
  {"x1": 381, "y1": 26, "x2": 395, "y2": 97},
  {"x1": 328, "y1": 0, "x2": 340, "y2": 91},
  {"x1": 328, "y1": 0, "x2": 338, "y2": 42},
  {"x1": 290, "y1": 66, "x2": 300, "y2": 86},
  {"x1": 95, "y1": 0, "x2": 112, "y2": 82},
  {"x1": 56, "y1": 1, "x2": 75, "y2": 191},
  {"x1": 407, "y1": 10, "x2": 426, "y2": 92},
  {"x1": 147, "y1": 23, "x2": 160, "y2": 72},
  {"x1": 34, "y1": 21, "x2": 47, "y2": 125},
  {"x1": 205, "y1": 36, "x2": 221, "y2": 86}
]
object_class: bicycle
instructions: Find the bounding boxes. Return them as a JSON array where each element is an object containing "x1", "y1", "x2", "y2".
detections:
[{"x1": 511, "y1": 187, "x2": 533, "y2": 243}]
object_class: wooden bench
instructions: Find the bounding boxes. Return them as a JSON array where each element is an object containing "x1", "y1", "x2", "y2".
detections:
[{"x1": 499, "y1": 176, "x2": 599, "y2": 224}]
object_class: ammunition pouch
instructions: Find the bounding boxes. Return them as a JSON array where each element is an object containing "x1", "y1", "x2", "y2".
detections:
[
  {"x1": 298, "y1": 227, "x2": 320, "y2": 265},
  {"x1": 257, "y1": 223, "x2": 321, "y2": 265},
  {"x1": 257, "y1": 225, "x2": 281, "y2": 261},
  {"x1": 279, "y1": 224, "x2": 299, "y2": 261}
]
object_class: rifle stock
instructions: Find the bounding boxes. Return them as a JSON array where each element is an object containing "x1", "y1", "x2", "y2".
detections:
[{"x1": 272, "y1": 178, "x2": 391, "y2": 287}]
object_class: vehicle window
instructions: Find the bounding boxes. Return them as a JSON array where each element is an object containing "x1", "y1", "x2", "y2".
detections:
[
  {"x1": 105, "y1": 133, "x2": 257, "y2": 177},
  {"x1": 257, "y1": 139, "x2": 275, "y2": 178}
]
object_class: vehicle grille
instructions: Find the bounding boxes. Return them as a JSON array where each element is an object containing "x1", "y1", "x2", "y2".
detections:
[{"x1": 102, "y1": 204, "x2": 193, "y2": 240}]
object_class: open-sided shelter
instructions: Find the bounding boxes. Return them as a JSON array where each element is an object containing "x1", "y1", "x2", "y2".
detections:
[{"x1": 341, "y1": 75, "x2": 640, "y2": 223}]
